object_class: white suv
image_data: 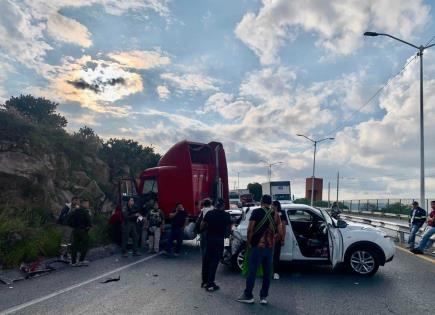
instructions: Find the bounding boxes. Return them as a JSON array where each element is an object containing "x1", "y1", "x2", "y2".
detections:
[{"x1": 223, "y1": 204, "x2": 395, "y2": 276}]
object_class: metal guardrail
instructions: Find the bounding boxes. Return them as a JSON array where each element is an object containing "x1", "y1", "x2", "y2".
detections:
[{"x1": 341, "y1": 214, "x2": 435, "y2": 248}]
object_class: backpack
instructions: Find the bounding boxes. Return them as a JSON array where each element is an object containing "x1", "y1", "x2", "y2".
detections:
[{"x1": 148, "y1": 210, "x2": 163, "y2": 227}]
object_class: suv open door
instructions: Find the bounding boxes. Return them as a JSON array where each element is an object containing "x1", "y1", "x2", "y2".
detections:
[{"x1": 327, "y1": 222, "x2": 344, "y2": 268}]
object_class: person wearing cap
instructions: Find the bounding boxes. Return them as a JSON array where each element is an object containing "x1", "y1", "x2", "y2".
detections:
[
  {"x1": 237, "y1": 194, "x2": 283, "y2": 305},
  {"x1": 200, "y1": 199, "x2": 231, "y2": 292},
  {"x1": 407, "y1": 201, "x2": 427, "y2": 250}
]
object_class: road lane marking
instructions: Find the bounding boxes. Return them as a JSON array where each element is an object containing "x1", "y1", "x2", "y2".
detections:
[
  {"x1": 395, "y1": 245, "x2": 435, "y2": 265},
  {"x1": 0, "y1": 253, "x2": 160, "y2": 315}
]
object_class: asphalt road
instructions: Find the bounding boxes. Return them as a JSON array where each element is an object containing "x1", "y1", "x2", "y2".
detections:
[{"x1": 0, "y1": 242, "x2": 434, "y2": 315}]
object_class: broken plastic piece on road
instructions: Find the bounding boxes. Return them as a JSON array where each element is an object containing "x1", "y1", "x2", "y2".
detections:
[{"x1": 100, "y1": 276, "x2": 120, "y2": 284}]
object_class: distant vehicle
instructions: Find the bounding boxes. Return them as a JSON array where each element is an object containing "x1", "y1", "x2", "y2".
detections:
[
  {"x1": 262, "y1": 181, "x2": 292, "y2": 203},
  {"x1": 116, "y1": 140, "x2": 230, "y2": 239},
  {"x1": 222, "y1": 204, "x2": 395, "y2": 276},
  {"x1": 229, "y1": 189, "x2": 254, "y2": 207}
]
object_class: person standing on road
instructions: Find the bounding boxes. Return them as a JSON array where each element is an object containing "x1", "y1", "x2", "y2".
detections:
[
  {"x1": 200, "y1": 199, "x2": 231, "y2": 291},
  {"x1": 237, "y1": 194, "x2": 283, "y2": 305},
  {"x1": 330, "y1": 201, "x2": 341, "y2": 219},
  {"x1": 68, "y1": 198, "x2": 92, "y2": 267},
  {"x1": 407, "y1": 201, "x2": 427, "y2": 250},
  {"x1": 271, "y1": 200, "x2": 286, "y2": 280},
  {"x1": 122, "y1": 197, "x2": 141, "y2": 257},
  {"x1": 196, "y1": 198, "x2": 215, "y2": 287},
  {"x1": 165, "y1": 202, "x2": 188, "y2": 257},
  {"x1": 146, "y1": 201, "x2": 165, "y2": 254},
  {"x1": 412, "y1": 200, "x2": 435, "y2": 254}
]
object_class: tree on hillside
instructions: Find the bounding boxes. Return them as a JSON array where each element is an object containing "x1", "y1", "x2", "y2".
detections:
[
  {"x1": 247, "y1": 182, "x2": 262, "y2": 201},
  {"x1": 4, "y1": 95, "x2": 67, "y2": 129},
  {"x1": 73, "y1": 126, "x2": 103, "y2": 155},
  {"x1": 100, "y1": 138, "x2": 161, "y2": 180}
]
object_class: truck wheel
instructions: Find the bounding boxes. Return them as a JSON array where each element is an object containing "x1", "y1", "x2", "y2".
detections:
[
  {"x1": 346, "y1": 247, "x2": 379, "y2": 276},
  {"x1": 231, "y1": 246, "x2": 246, "y2": 272}
]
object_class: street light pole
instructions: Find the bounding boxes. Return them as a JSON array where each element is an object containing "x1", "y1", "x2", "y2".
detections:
[
  {"x1": 364, "y1": 31, "x2": 433, "y2": 208},
  {"x1": 297, "y1": 134, "x2": 334, "y2": 206}
]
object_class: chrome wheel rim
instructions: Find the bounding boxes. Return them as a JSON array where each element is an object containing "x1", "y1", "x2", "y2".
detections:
[
  {"x1": 237, "y1": 249, "x2": 245, "y2": 270},
  {"x1": 350, "y1": 250, "x2": 375, "y2": 274}
]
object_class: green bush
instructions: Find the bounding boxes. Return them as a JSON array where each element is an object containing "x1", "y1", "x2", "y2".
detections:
[
  {"x1": 0, "y1": 210, "x2": 61, "y2": 267},
  {"x1": 89, "y1": 213, "x2": 111, "y2": 247}
]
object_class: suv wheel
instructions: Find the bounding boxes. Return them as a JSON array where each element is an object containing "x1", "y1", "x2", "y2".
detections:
[
  {"x1": 346, "y1": 247, "x2": 379, "y2": 276},
  {"x1": 231, "y1": 246, "x2": 246, "y2": 271}
]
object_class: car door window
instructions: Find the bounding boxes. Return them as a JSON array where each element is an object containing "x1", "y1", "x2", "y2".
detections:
[{"x1": 287, "y1": 209, "x2": 313, "y2": 222}]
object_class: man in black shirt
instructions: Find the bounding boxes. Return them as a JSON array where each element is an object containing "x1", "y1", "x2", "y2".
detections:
[
  {"x1": 166, "y1": 203, "x2": 188, "y2": 256},
  {"x1": 201, "y1": 199, "x2": 232, "y2": 291}
]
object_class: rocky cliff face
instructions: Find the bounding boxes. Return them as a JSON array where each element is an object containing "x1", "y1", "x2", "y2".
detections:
[{"x1": 0, "y1": 140, "x2": 115, "y2": 214}]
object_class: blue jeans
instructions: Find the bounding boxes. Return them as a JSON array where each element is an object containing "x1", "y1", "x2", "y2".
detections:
[
  {"x1": 416, "y1": 227, "x2": 435, "y2": 251},
  {"x1": 166, "y1": 227, "x2": 183, "y2": 254},
  {"x1": 244, "y1": 247, "x2": 273, "y2": 299},
  {"x1": 408, "y1": 224, "x2": 420, "y2": 249}
]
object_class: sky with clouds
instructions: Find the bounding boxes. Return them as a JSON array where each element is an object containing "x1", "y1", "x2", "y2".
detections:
[{"x1": 1, "y1": 0, "x2": 435, "y2": 200}]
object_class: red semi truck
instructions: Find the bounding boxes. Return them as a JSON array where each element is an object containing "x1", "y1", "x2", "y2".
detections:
[{"x1": 117, "y1": 140, "x2": 229, "y2": 225}]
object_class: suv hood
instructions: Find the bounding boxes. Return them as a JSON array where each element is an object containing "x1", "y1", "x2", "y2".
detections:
[{"x1": 345, "y1": 221, "x2": 381, "y2": 233}]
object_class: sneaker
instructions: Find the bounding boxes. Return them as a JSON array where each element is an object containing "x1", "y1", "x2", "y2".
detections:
[
  {"x1": 206, "y1": 284, "x2": 220, "y2": 292},
  {"x1": 70, "y1": 262, "x2": 79, "y2": 267},
  {"x1": 237, "y1": 294, "x2": 254, "y2": 304},
  {"x1": 78, "y1": 260, "x2": 89, "y2": 266},
  {"x1": 273, "y1": 273, "x2": 280, "y2": 280},
  {"x1": 259, "y1": 298, "x2": 268, "y2": 305},
  {"x1": 201, "y1": 282, "x2": 207, "y2": 288}
]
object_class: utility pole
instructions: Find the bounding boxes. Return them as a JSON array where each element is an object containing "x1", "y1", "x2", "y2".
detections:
[
  {"x1": 260, "y1": 160, "x2": 283, "y2": 195},
  {"x1": 328, "y1": 181, "x2": 331, "y2": 208},
  {"x1": 237, "y1": 172, "x2": 240, "y2": 190},
  {"x1": 296, "y1": 134, "x2": 334, "y2": 206},
  {"x1": 336, "y1": 171, "x2": 340, "y2": 206}
]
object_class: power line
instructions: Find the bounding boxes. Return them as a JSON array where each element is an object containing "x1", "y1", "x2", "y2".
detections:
[{"x1": 325, "y1": 53, "x2": 418, "y2": 137}]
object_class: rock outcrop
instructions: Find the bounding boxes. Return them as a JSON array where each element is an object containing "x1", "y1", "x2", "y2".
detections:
[{"x1": 0, "y1": 141, "x2": 115, "y2": 214}]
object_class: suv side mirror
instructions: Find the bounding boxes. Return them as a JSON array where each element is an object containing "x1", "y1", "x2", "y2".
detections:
[{"x1": 337, "y1": 219, "x2": 348, "y2": 228}]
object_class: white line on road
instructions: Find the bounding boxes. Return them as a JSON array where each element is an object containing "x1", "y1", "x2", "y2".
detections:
[{"x1": 0, "y1": 253, "x2": 160, "y2": 315}]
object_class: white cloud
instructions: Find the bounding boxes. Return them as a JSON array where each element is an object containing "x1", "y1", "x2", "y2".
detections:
[
  {"x1": 0, "y1": 0, "x2": 51, "y2": 68},
  {"x1": 161, "y1": 72, "x2": 219, "y2": 93},
  {"x1": 201, "y1": 92, "x2": 252, "y2": 120},
  {"x1": 46, "y1": 12, "x2": 92, "y2": 48},
  {"x1": 0, "y1": 62, "x2": 14, "y2": 103},
  {"x1": 235, "y1": 0, "x2": 430, "y2": 64},
  {"x1": 0, "y1": 0, "x2": 172, "y2": 70},
  {"x1": 156, "y1": 85, "x2": 170, "y2": 100},
  {"x1": 320, "y1": 55, "x2": 435, "y2": 198},
  {"x1": 108, "y1": 50, "x2": 170, "y2": 70},
  {"x1": 28, "y1": 55, "x2": 143, "y2": 114}
]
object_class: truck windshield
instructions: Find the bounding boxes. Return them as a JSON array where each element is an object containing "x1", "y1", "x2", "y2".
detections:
[{"x1": 143, "y1": 178, "x2": 158, "y2": 194}]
